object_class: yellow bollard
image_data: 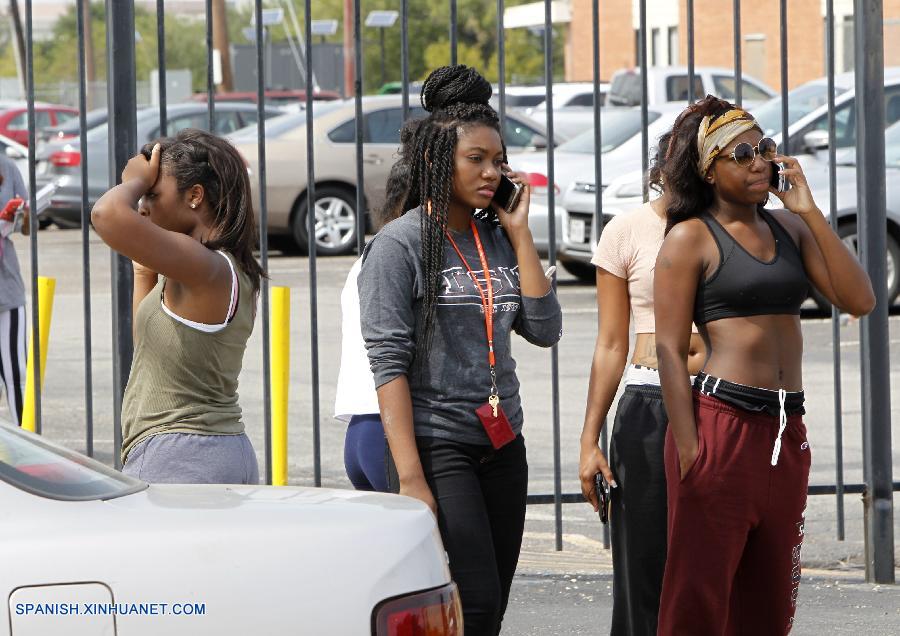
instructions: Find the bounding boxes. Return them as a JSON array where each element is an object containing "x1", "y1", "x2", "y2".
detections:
[
  {"x1": 270, "y1": 286, "x2": 290, "y2": 485},
  {"x1": 22, "y1": 276, "x2": 55, "y2": 432}
]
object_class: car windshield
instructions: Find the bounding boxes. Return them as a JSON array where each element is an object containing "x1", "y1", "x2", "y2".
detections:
[
  {"x1": 754, "y1": 83, "x2": 848, "y2": 137},
  {"x1": 557, "y1": 109, "x2": 660, "y2": 154},
  {"x1": 0, "y1": 424, "x2": 146, "y2": 501}
]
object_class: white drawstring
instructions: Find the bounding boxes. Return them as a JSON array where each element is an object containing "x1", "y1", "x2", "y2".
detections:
[
  {"x1": 700, "y1": 374, "x2": 710, "y2": 395},
  {"x1": 771, "y1": 388, "x2": 788, "y2": 466},
  {"x1": 712, "y1": 377, "x2": 721, "y2": 395}
]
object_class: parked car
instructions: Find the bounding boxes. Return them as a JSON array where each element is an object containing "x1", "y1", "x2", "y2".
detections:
[
  {"x1": 36, "y1": 108, "x2": 111, "y2": 149},
  {"x1": 190, "y1": 89, "x2": 342, "y2": 107},
  {"x1": 229, "y1": 95, "x2": 562, "y2": 255},
  {"x1": 35, "y1": 102, "x2": 283, "y2": 228},
  {"x1": 507, "y1": 107, "x2": 667, "y2": 213},
  {"x1": 0, "y1": 102, "x2": 78, "y2": 147},
  {"x1": 773, "y1": 67, "x2": 900, "y2": 157},
  {"x1": 502, "y1": 82, "x2": 609, "y2": 111},
  {"x1": 606, "y1": 66, "x2": 774, "y2": 108},
  {"x1": 0, "y1": 422, "x2": 460, "y2": 635},
  {"x1": 752, "y1": 72, "x2": 857, "y2": 139}
]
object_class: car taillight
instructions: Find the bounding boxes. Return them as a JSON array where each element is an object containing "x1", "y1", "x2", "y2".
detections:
[
  {"x1": 373, "y1": 583, "x2": 462, "y2": 636},
  {"x1": 49, "y1": 150, "x2": 81, "y2": 167},
  {"x1": 527, "y1": 172, "x2": 560, "y2": 196}
]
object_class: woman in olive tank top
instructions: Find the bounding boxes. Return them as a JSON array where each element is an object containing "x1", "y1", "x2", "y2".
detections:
[{"x1": 92, "y1": 129, "x2": 265, "y2": 484}]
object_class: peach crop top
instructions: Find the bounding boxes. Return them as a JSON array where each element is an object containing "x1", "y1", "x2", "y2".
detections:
[{"x1": 591, "y1": 202, "x2": 698, "y2": 335}]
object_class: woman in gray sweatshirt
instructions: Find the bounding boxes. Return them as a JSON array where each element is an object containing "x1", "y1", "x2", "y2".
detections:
[{"x1": 359, "y1": 65, "x2": 562, "y2": 635}]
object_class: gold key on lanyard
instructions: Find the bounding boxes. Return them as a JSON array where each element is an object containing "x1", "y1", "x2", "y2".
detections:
[{"x1": 489, "y1": 394, "x2": 500, "y2": 417}]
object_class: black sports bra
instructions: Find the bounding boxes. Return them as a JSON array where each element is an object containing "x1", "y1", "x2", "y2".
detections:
[{"x1": 693, "y1": 208, "x2": 809, "y2": 325}]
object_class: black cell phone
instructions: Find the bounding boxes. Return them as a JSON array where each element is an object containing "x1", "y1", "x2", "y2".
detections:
[
  {"x1": 594, "y1": 473, "x2": 610, "y2": 524},
  {"x1": 770, "y1": 161, "x2": 790, "y2": 192},
  {"x1": 492, "y1": 173, "x2": 524, "y2": 214}
]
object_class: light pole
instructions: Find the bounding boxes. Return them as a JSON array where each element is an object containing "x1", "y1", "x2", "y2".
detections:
[{"x1": 365, "y1": 10, "x2": 398, "y2": 88}]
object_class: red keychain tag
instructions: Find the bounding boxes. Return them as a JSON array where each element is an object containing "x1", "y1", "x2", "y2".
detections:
[{"x1": 475, "y1": 399, "x2": 516, "y2": 449}]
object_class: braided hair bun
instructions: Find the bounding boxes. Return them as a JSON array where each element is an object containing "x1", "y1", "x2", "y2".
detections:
[{"x1": 420, "y1": 65, "x2": 492, "y2": 113}]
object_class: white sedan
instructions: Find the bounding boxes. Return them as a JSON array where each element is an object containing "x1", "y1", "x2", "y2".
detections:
[{"x1": 0, "y1": 424, "x2": 461, "y2": 635}]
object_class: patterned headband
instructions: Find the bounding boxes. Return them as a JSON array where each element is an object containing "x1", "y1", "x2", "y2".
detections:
[{"x1": 696, "y1": 109, "x2": 762, "y2": 177}]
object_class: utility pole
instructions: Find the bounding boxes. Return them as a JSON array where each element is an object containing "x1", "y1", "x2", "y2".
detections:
[
  {"x1": 82, "y1": 0, "x2": 95, "y2": 108},
  {"x1": 8, "y1": 0, "x2": 25, "y2": 96},
  {"x1": 212, "y1": 0, "x2": 233, "y2": 92},
  {"x1": 342, "y1": 0, "x2": 354, "y2": 96}
]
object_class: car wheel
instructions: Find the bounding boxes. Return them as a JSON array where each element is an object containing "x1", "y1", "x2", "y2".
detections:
[
  {"x1": 810, "y1": 221, "x2": 900, "y2": 311},
  {"x1": 561, "y1": 259, "x2": 596, "y2": 284},
  {"x1": 37, "y1": 217, "x2": 53, "y2": 230},
  {"x1": 291, "y1": 186, "x2": 359, "y2": 256}
]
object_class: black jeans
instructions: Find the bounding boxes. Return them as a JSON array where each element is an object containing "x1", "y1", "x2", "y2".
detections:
[
  {"x1": 608, "y1": 385, "x2": 669, "y2": 636},
  {"x1": 388, "y1": 434, "x2": 528, "y2": 636}
]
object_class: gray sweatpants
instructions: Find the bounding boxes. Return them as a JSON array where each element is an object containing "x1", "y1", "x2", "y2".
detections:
[{"x1": 122, "y1": 432, "x2": 259, "y2": 485}]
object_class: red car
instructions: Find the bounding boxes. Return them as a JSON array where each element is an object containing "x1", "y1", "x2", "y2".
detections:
[{"x1": 0, "y1": 102, "x2": 78, "y2": 147}]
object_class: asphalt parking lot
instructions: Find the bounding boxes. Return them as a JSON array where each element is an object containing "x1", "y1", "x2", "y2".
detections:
[{"x1": 14, "y1": 228, "x2": 900, "y2": 633}]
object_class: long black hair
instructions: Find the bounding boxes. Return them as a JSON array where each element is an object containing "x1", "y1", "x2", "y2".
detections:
[
  {"x1": 142, "y1": 128, "x2": 266, "y2": 294},
  {"x1": 660, "y1": 95, "x2": 736, "y2": 234},
  {"x1": 380, "y1": 64, "x2": 506, "y2": 359}
]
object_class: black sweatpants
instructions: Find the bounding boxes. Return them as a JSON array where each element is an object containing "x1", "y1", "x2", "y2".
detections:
[
  {"x1": 388, "y1": 434, "x2": 528, "y2": 636},
  {"x1": 608, "y1": 384, "x2": 668, "y2": 636}
]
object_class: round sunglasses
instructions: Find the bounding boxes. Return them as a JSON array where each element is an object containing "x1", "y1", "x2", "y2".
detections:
[{"x1": 723, "y1": 137, "x2": 778, "y2": 166}]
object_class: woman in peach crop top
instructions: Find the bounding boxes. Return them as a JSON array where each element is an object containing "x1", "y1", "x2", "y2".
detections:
[{"x1": 577, "y1": 132, "x2": 705, "y2": 636}]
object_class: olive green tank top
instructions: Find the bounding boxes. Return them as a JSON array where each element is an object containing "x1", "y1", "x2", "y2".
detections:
[{"x1": 120, "y1": 251, "x2": 256, "y2": 463}]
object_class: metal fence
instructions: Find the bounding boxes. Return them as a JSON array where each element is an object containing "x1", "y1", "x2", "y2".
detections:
[{"x1": 14, "y1": 0, "x2": 896, "y2": 584}]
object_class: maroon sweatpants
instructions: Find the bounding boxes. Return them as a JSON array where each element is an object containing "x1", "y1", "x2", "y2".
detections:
[{"x1": 658, "y1": 391, "x2": 811, "y2": 636}]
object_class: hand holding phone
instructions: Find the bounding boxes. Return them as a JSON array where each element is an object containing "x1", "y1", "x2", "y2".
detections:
[
  {"x1": 770, "y1": 162, "x2": 791, "y2": 193},
  {"x1": 491, "y1": 173, "x2": 524, "y2": 214},
  {"x1": 594, "y1": 473, "x2": 610, "y2": 524}
]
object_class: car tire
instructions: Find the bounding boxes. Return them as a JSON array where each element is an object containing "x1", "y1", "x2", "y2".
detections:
[
  {"x1": 291, "y1": 186, "x2": 359, "y2": 256},
  {"x1": 810, "y1": 221, "x2": 900, "y2": 312},
  {"x1": 37, "y1": 217, "x2": 53, "y2": 230},
  {"x1": 561, "y1": 259, "x2": 597, "y2": 284}
]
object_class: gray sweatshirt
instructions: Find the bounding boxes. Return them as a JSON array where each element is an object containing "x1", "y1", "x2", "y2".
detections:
[
  {"x1": 359, "y1": 208, "x2": 562, "y2": 445},
  {"x1": 0, "y1": 156, "x2": 26, "y2": 313}
]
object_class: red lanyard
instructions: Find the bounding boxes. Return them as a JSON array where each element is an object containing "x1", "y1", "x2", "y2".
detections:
[{"x1": 445, "y1": 219, "x2": 495, "y2": 369}]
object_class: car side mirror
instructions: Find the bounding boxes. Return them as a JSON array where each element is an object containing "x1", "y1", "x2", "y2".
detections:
[
  {"x1": 532, "y1": 134, "x2": 548, "y2": 150},
  {"x1": 5, "y1": 146, "x2": 23, "y2": 160},
  {"x1": 803, "y1": 130, "x2": 830, "y2": 153}
]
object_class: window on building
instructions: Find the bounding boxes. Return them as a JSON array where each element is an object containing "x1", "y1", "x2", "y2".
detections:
[
  {"x1": 668, "y1": 26, "x2": 679, "y2": 65},
  {"x1": 651, "y1": 28, "x2": 660, "y2": 66}
]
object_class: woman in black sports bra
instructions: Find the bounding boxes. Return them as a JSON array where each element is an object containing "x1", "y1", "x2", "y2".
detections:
[{"x1": 652, "y1": 96, "x2": 874, "y2": 636}]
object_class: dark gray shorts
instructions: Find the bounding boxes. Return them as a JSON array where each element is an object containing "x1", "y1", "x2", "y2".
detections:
[{"x1": 122, "y1": 432, "x2": 259, "y2": 485}]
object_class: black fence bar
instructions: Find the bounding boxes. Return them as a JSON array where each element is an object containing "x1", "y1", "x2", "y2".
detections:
[
  {"x1": 157, "y1": 0, "x2": 167, "y2": 136},
  {"x1": 686, "y1": 0, "x2": 695, "y2": 102},
  {"x1": 305, "y1": 0, "x2": 322, "y2": 487},
  {"x1": 779, "y1": 0, "x2": 788, "y2": 153},
  {"x1": 733, "y1": 0, "x2": 741, "y2": 107},
  {"x1": 542, "y1": 0, "x2": 563, "y2": 553},
  {"x1": 254, "y1": 0, "x2": 273, "y2": 485},
  {"x1": 854, "y1": 0, "x2": 895, "y2": 585},
  {"x1": 24, "y1": 0, "x2": 40, "y2": 434},
  {"x1": 400, "y1": 0, "x2": 409, "y2": 119},
  {"x1": 355, "y1": 2, "x2": 365, "y2": 259},
  {"x1": 590, "y1": 0, "x2": 609, "y2": 552},
  {"x1": 449, "y1": 0, "x2": 457, "y2": 66},
  {"x1": 638, "y1": 0, "x2": 649, "y2": 202},
  {"x1": 496, "y1": 0, "x2": 505, "y2": 130},
  {"x1": 76, "y1": 0, "x2": 94, "y2": 456},
  {"x1": 825, "y1": 0, "x2": 845, "y2": 542},
  {"x1": 205, "y1": 0, "x2": 215, "y2": 131},
  {"x1": 106, "y1": 0, "x2": 137, "y2": 468}
]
